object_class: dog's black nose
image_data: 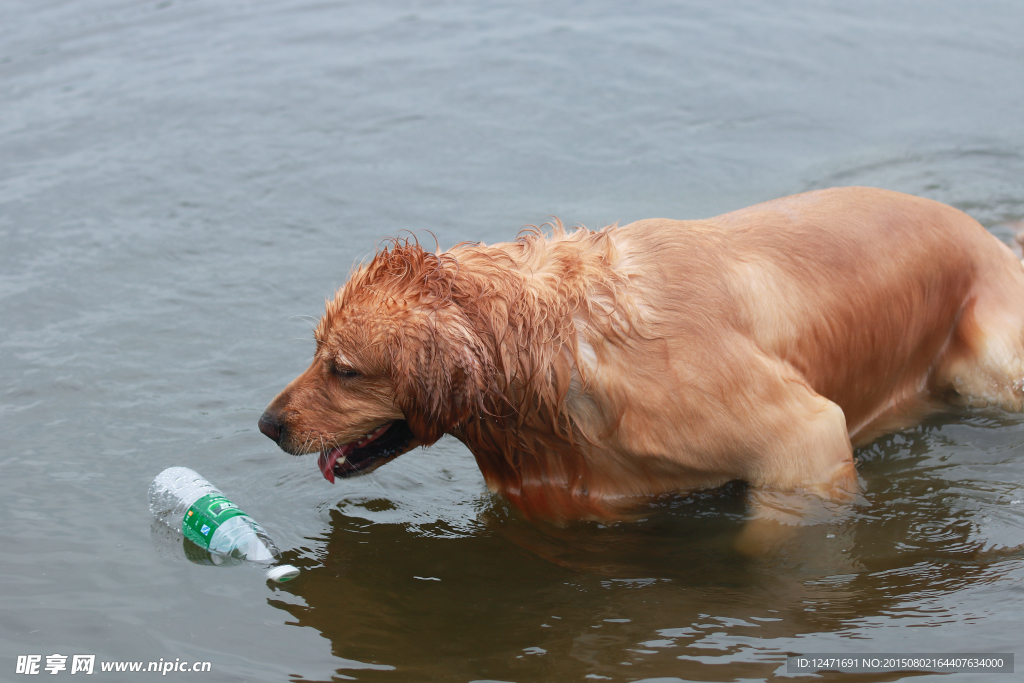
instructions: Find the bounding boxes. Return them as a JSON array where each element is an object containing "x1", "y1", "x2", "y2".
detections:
[{"x1": 258, "y1": 412, "x2": 283, "y2": 443}]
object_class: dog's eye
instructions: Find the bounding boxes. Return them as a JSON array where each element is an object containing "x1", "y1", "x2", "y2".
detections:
[{"x1": 332, "y1": 366, "x2": 359, "y2": 379}]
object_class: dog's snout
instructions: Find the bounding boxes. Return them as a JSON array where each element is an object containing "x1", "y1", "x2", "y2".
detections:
[{"x1": 258, "y1": 412, "x2": 284, "y2": 443}]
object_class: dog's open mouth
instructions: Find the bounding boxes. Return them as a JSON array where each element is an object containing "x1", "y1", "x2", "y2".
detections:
[{"x1": 317, "y1": 420, "x2": 414, "y2": 483}]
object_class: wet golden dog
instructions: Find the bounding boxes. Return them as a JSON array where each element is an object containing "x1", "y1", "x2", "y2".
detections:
[{"x1": 259, "y1": 187, "x2": 1024, "y2": 522}]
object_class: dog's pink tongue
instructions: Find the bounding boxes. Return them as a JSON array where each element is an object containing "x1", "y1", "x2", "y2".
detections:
[
  {"x1": 317, "y1": 451, "x2": 336, "y2": 484},
  {"x1": 318, "y1": 444, "x2": 354, "y2": 484}
]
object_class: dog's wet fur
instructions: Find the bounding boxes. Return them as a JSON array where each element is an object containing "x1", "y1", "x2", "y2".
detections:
[{"x1": 260, "y1": 187, "x2": 1024, "y2": 522}]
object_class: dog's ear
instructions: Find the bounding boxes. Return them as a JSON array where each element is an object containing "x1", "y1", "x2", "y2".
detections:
[{"x1": 390, "y1": 316, "x2": 487, "y2": 445}]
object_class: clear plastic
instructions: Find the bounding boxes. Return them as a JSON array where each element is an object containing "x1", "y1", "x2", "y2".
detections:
[
  {"x1": 208, "y1": 515, "x2": 277, "y2": 561},
  {"x1": 148, "y1": 466, "x2": 279, "y2": 563},
  {"x1": 150, "y1": 518, "x2": 244, "y2": 567}
]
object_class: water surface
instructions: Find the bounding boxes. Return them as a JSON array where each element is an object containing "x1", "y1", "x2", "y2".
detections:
[{"x1": 2, "y1": 1, "x2": 1023, "y2": 681}]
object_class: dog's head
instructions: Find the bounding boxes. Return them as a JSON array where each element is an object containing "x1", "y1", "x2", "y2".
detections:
[{"x1": 259, "y1": 243, "x2": 491, "y2": 482}]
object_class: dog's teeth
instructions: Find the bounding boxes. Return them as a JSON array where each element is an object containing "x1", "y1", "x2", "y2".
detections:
[{"x1": 350, "y1": 425, "x2": 389, "y2": 450}]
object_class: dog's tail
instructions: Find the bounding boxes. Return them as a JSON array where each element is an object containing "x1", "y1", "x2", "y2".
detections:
[{"x1": 1008, "y1": 221, "x2": 1024, "y2": 263}]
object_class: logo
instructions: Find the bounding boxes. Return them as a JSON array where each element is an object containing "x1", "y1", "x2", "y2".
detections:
[
  {"x1": 209, "y1": 501, "x2": 238, "y2": 516},
  {"x1": 200, "y1": 524, "x2": 210, "y2": 536}
]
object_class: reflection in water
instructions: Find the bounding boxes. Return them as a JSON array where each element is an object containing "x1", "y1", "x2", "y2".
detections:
[{"x1": 267, "y1": 415, "x2": 1024, "y2": 682}]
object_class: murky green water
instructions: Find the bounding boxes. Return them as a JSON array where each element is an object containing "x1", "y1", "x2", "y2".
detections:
[{"x1": 2, "y1": 1, "x2": 1023, "y2": 681}]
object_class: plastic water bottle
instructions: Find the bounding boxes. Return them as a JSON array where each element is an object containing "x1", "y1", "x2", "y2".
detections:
[
  {"x1": 148, "y1": 466, "x2": 299, "y2": 582},
  {"x1": 150, "y1": 518, "x2": 244, "y2": 567}
]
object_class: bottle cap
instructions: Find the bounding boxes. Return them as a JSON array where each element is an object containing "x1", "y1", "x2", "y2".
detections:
[{"x1": 265, "y1": 564, "x2": 300, "y2": 582}]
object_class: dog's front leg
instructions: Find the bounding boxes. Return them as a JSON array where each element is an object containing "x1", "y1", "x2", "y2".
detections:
[{"x1": 730, "y1": 360, "x2": 863, "y2": 554}]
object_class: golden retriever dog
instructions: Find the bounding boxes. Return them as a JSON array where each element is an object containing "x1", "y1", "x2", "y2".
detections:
[{"x1": 259, "y1": 187, "x2": 1024, "y2": 522}]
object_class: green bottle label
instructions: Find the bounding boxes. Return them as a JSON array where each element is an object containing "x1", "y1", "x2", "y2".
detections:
[{"x1": 182, "y1": 493, "x2": 248, "y2": 549}]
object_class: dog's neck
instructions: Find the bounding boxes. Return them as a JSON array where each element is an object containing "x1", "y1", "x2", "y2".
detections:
[{"x1": 442, "y1": 225, "x2": 654, "y2": 520}]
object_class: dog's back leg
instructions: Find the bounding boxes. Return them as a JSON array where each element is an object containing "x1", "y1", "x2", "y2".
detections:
[{"x1": 934, "y1": 250, "x2": 1024, "y2": 413}]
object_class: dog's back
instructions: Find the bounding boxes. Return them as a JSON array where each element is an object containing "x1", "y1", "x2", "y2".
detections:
[{"x1": 614, "y1": 187, "x2": 1024, "y2": 445}]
